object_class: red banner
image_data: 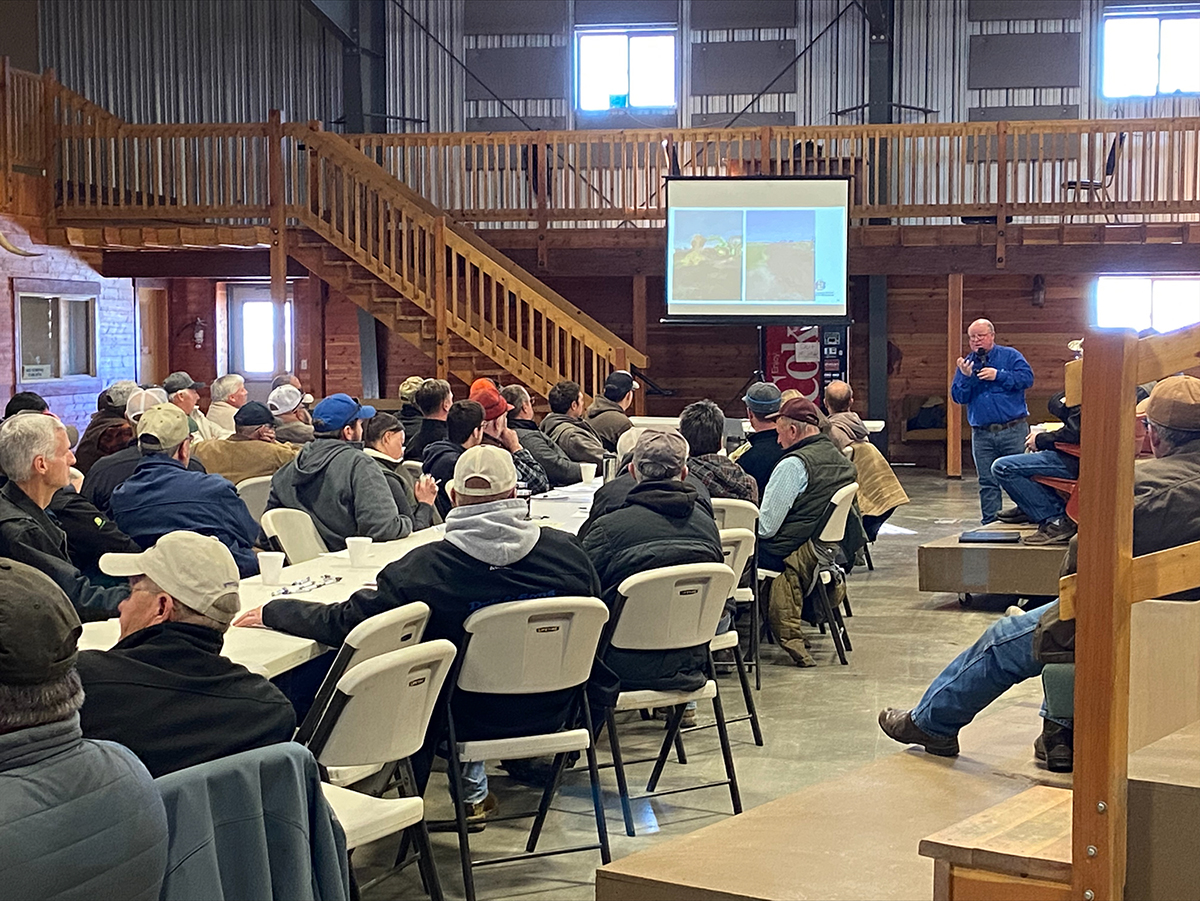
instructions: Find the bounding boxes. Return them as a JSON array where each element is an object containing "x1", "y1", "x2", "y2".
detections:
[{"x1": 764, "y1": 325, "x2": 823, "y2": 401}]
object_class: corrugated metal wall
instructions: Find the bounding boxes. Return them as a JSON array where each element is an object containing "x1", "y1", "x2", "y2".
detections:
[
  {"x1": 39, "y1": 0, "x2": 343, "y2": 126},
  {"x1": 388, "y1": 0, "x2": 464, "y2": 133},
  {"x1": 794, "y1": 0, "x2": 868, "y2": 126},
  {"x1": 895, "y1": 0, "x2": 970, "y2": 124}
]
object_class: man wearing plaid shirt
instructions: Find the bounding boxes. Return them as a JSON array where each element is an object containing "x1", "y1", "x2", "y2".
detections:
[{"x1": 679, "y1": 400, "x2": 758, "y2": 504}]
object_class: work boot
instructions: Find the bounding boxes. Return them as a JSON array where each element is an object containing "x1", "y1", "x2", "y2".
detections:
[
  {"x1": 1022, "y1": 517, "x2": 1077, "y2": 546},
  {"x1": 1034, "y1": 721, "x2": 1074, "y2": 773},
  {"x1": 878, "y1": 708, "x2": 960, "y2": 757},
  {"x1": 996, "y1": 507, "x2": 1032, "y2": 524}
]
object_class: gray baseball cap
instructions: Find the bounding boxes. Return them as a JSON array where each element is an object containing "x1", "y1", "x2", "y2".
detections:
[
  {"x1": 632, "y1": 429, "x2": 689, "y2": 480},
  {"x1": 163, "y1": 371, "x2": 204, "y2": 394},
  {"x1": 743, "y1": 381, "x2": 782, "y2": 415},
  {"x1": 0, "y1": 558, "x2": 82, "y2": 685}
]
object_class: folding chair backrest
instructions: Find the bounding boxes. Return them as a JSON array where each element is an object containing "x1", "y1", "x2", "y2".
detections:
[
  {"x1": 611, "y1": 563, "x2": 737, "y2": 651},
  {"x1": 312, "y1": 640, "x2": 457, "y2": 768},
  {"x1": 710, "y1": 498, "x2": 758, "y2": 532},
  {"x1": 817, "y1": 482, "x2": 859, "y2": 544},
  {"x1": 719, "y1": 528, "x2": 756, "y2": 583},
  {"x1": 458, "y1": 598, "x2": 609, "y2": 694},
  {"x1": 1105, "y1": 132, "x2": 1126, "y2": 177},
  {"x1": 235, "y1": 476, "x2": 273, "y2": 524},
  {"x1": 402, "y1": 460, "x2": 424, "y2": 480},
  {"x1": 261, "y1": 507, "x2": 328, "y2": 564}
]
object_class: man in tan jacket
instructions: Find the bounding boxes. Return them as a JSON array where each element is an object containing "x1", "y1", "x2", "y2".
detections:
[{"x1": 192, "y1": 402, "x2": 299, "y2": 486}]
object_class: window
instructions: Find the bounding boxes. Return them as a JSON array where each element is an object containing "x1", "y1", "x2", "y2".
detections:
[
  {"x1": 18, "y1": 293, "x2": 96, "y2": 381},
  {"x1": 227, "y1": 284, "x2": 293, "y2": 375},
  {"x1": 1102, "y1": 12, "x2": 1200, "y2": 97},
  {"x1": 576, "y1": 28, "x2": 676, "y2": 111},
  {"x1": 1095, "y1": 276, "x2": 1200, "y2": 333}
]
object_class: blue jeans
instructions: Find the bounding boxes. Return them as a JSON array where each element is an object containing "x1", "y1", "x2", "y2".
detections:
[
  {"x1": 457, "y1": 762, "x2": 488, "y2": 805},
  {"x1": 992, "y1": 450, "x2": 1079, "y2": 525},
  {"x1": 911, "y1": 602, "x2": 1067, "y2": 738},
  {"x1": 971, "y1": 421, "x2": 1030, "y2": 524}
]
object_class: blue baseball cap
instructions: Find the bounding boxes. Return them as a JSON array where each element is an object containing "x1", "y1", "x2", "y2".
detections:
[
  {"x1": 311, "y1": 394, "x2": 376, "y2": 433},
  {"x1": 743, "y1": 381, "x2": 782, "y2": 415}
]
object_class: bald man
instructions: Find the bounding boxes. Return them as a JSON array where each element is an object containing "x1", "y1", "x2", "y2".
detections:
[{"x1": 951, "y1": 319, "x2": 1034, "y2": 523}]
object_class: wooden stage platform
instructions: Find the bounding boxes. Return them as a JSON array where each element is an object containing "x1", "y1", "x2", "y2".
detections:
[{"x1": 917, "y1": 523, "x2": 1068, "y2": 601}]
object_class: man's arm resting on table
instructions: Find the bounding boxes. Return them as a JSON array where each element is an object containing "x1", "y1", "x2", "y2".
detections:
[{"x1": 236, "y1": 583, "x2": 403, "y2": 649}]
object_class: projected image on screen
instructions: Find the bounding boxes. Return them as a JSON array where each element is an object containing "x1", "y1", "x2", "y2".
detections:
[
  {"x1": 745, "y1": 210, "x2": 816, "y2": 302},
  {"x1": 670, "y1": 209, "x2": 743, "y2": 301}
]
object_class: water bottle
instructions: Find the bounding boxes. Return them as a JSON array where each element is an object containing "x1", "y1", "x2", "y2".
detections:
[{"x1": 602, "y1": 452, "x2": 619, "y2": 483}]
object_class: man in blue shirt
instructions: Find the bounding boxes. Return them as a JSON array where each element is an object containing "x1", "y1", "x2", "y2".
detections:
[{"x1": 951, "y1": 319, "x2": 1034, "y2": 524}]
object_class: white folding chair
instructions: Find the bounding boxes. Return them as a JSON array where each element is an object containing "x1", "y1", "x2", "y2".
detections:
[
  {"x1": 602, "y1": 562, "x2": 740, "y2": 837},
  {"x1": 261, "y1": 507, "x2": 328, "y2": 564},
  {"x1": 235, "y1": 475, "x2": 273, "y2": 524},
  {"x1": 843, "y1": 445, "x2": 874, "y2": 570},
  {"x1": 810, "y1": 482, "x2": 859, "y2": 666},
  {"x1": 306, "y1": 640, "x2": 457, "y2": 900},
  {"x1": 707, "y1": 529, "x2": 763, "y2": 745},
  {"x1": 446, "y1": 597, "x2": 611, "y2": 901},
  {"x1": 710, "y1": 497, "x2": 758, "y2": 533},
  {"x1": 402, "y1": 460, "x2": 424, "y2": 480},
  {"x1": 712, "y1": 499, "x2": 765, "y2": 686}
]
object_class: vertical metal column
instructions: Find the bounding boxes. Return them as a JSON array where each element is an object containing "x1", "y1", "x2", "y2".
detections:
[{"x1": 865, "y1": 0, "x2": 894, "y2": 450}]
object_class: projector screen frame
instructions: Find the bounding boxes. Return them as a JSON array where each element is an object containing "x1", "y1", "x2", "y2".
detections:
[{"x1": 662, "y1": 174, "x2": 852, "y2": 326}]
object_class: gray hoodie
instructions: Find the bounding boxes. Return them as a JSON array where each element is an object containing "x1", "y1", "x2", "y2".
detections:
[{"x1": 262, "y1": 438, "x2": 403, "y2": 550}]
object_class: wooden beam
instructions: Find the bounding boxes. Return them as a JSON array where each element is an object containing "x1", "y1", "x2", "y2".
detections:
[
  {"x1": 1072, "y1": 329, "x2": 1138, "y2": 901},
  {"x1": 100, "y1": 250, "x2": 308, "y2": 279},
  {"x1": 267, "y1": 109, "x2": 287, "y2": 373},
  {"x1": 946, "y1": 273, "x2": 964, "y2": 478},
  {"x1": 433, "y1": 216, "x2": 448, "y2": 380},
  {"x1": 1137, "y1": 322, "x2": 1200, "y2": 383},
  {"x1": 1060, "y1": 538, "x2": 1200, "y2": 621}
]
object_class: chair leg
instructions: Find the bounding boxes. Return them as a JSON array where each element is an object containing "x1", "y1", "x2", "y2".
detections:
[
  {"x1": 582, "y1": 698, "x2": 612, "y2": 864},
  {"x1": 710, "y1": 684, "x2": 743, "y2": 815},
  {"x1": 410, "y1": 819, "x2": 445, "y2": 901},
  {"x1": 526, "y1": 752, "x2": 569, "y2": 853},
  {"x1": 446, "y1": 738, "x2": 477, "y2": 901},
  {"x1": 833, "y1": 598, "x2": 852, "y2": 653},
  {"x1": 647, "y1": 704, "x2": 687, "y2": 793},
  {"x1": 606, "y1": 709, "x2": 637, "y2": 837},
  {"x1": 843, "y1": 594, "x2": 854, "y2": 617},
  {"x1": 863, "y1": 544, "x2": 874, "y2": 573},
  {"x1": 733, "y1": 645, "x2": 763, "y2": 747},
  {"x1": 817, "y1": 575, "x2": 848, "y2": 665},
  {"x1": 750, "y1": 590, "x2": 761, "y2": 691}
]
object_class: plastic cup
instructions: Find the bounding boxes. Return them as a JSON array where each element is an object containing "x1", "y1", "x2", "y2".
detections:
[
  {"x1": 346, "y1": 536, "x2": 373, "y2": 568},
  {"x1": 259, "y1": 552, "x2": 285, "y2": 586},
  {"x1": 578, "y1": 462, "x2": 597, "y2": 483}
]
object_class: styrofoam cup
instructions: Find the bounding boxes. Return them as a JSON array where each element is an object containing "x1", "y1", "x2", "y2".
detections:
[
  {"x1": 259, "y1": 552, "x2": 285, "y2": 586},
  {"x1": 346, "y1": 536, "x2": 373, "y2": 568},
  {"x1": 578, "y1": 462, "x2": 597, "y2": 483}
]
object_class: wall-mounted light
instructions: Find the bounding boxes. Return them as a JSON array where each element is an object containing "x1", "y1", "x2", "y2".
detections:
[{"x1": 1032, "y1": 274, "x2": 1046, "y2": 308}]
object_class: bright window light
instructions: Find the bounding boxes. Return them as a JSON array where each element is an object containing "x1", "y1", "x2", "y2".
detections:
[
  {"x1": 1151, "y1": 279, "x2": 1200, "y2": 333},
  {"x1": 1103, "y1": 14, "x2": 1200, "y2": 97},
  {"x1": 577, "y1": 29, "x2": 675, "y2": 111},
  {"x1": 241, "y1": 302, "x2": 276, "y2": 373},
  {"x1": 1095, "y1": 276, "x2": 1200, "y2": 333},
  {"x1": 1159, "y1": 18, "x2": 1200, "y2": 94}
]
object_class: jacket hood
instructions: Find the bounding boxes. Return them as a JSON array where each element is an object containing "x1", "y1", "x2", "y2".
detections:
[
  {"x1": 540, "y1": 412, "x2": 578, "y2": 432},
  {"x1": 625, "y1": 479, "x2": 698, "y2": 519},
  {"x1": 444, "y1": 497, "x2": 541, "y2": 567},
  {"x1": 422, "y1": 439, "x2": 463, "y2": 470},
  {"x1": 509, "y1": 417, "x2": 539, "y2": 432},
  {"x1": 290, "y1": 438, "x2": 363, "y2": 484},
  {"x1": 828, "y1": 411, "x2": 870, "y2": 442},
  {"x1": 586, "y1": 396, "x2": 625, "y2": 419}
]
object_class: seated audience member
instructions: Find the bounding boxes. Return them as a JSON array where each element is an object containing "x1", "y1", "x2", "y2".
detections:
[
  {"x1": 397, "y1": 375, "x2": 427, "y2": 440},
  {"x1": 540, "y1": 380, "x2": 605, "y2": 464},
  {"x1": 0, "y1": 392, "x2": 80, "y2": 449},
  {"x1": 503, "y1": 383, "x2": 583, "y2": 486},
  {"x1": 268, "y1": 384, "x2": 316, "y2": 444},
  {"x1": 580, "y1": 430, "x2": 723, "y2": 721},
  {"x1": 205, "y1": 373, "x2": 249, "y2": 432},
  {"x1": 74, "y1": 379, "x2": 140, "y2": 474},
  {"x1": 264, "y1": 393, "x2": 408, "y2": 550},
  {"x1": 423, "y1": 400, "x2": 486, "y2": 518},
  {"x1": 404, "y1": 378, "x2": 454, "y2": 462},
  {"x1": 362, "y1": 412, "x2": 438, "y2": 532},
  {"x1": 110, "y1": 404, "x2": 261, "y2": 578},
  {"x1": 165, "y1": 370, "x2": 231, "y2": 441},
  {"x1": 470, "y1": 380, "x2": 550, "y2": 496},
  {"x1": 729, "y1": 382, "x2": 787, "y2": 498},
  {"x1": 879, "y1": 376, "x2": 1200, "y2": 771},
  {"x1": 758, "y1": 397, "x2": 863, "y2": 666},
  {"x1": 823, "y1": 380, "x2": 869, "y2": 451},
  {"x1": 0, "y1": 558, "x2": 168, "y2": 899},
  {"x1": 679, "y1": 399, "x2": 758, "y2": 503},
  {"x1": 78, "y1": 531, "x2": 295, "y2": 777},
  {"x1": 237, "y1": 445, "x2": 601, "y2": 814},
  {"x1": 192, "y1": 401, "x2": 301, "y2": 485},
  {"x1": 0, "y1": 414, "x2": 129, "y2": 620},
  {"x1": 991, "y1": 391, "x2": 1082, "y2": 546},
  {"x1": 585, "y1": 369, "x2": 639, "y2": 452}
]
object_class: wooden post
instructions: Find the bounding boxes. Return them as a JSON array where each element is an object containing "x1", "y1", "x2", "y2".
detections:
[
  {"x1": 1072, "y1": 330, "x2": 1138, "y2": 901},
  {"x1": 995, "y1": 121, "x2": 1008, "y2": 270},
  {"x1": 2, "y1": 57, "x2": 12, "y2": 211},
  {"x1": 433, "y1": 216, "x2": 448, "y2": 380},
  {"x1": 267, "y1": 110, "x2": 288, "y2": 372},
  {"x1": 41, "y1": 68, "x2": 56, "y2": 224},
  {"x1": 632, "y1": 274, "x2": 648, "y2": 416},
  {"x1": 946, "y1": 272, "x2": 964, "y2": 478}
]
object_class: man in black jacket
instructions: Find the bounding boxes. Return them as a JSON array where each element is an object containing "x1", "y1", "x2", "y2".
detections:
[
  {"x1": 423, "y1": 400, "x2": 486, "y2": 518},
  {"x1": 580, "y1": 430, "x2": 723, "y2": 701},
  {"x1": 502, "y1": 383, "x2": 583, "y2": 486},
  {"x1": 76, "y1": 530, "x2": 295, "y2": 777},
  {"x1": 729, "y1": 382, "x2": 787, "y2": 498},
  {"x1": 237, "y1": 445, "x2": 601, "y2": 802},
  {"x1": 403, "y1": 378, "x2": 453, "y2": 462}
]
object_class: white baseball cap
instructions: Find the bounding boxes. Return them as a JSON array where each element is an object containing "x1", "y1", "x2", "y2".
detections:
[
  {"x1": 268, "y1": 385, "x2": 304, "y2": 414},
  {"x1": 450, "y1": 445, "x2": 518, "y2": 498},
  {"x1": 101, "y1": 531, "x2": 241, "y2": 624},
  {"x1": 125, "y1": 388, "x2": 168, "y2": 422}
]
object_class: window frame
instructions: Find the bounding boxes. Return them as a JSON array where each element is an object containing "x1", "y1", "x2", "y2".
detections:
[
  {"x1": 1101, "y1": 8, "x2": 1200, "y2": 99},
  {"x1": 226, "y1": 282, "x2": 295, "y2": 376},
  {"x1": 574, "y1": 25, "x2": 679, "y2": 114},
  {"x1": 13, "y1": 279, "x2": 102, "y2": 394}
]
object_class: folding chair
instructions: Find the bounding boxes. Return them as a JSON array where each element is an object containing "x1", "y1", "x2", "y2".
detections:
[
  {"x1": 809, "y1": 482, "x2": 859, "y2": 666},
  {"x1": 305, "y1": 641, "x2": 458, "y2": 900},
  {"x1": 711, "y1": 498, "x2": 764, "y2": 688},
  {"x1": 445, "y1": 597, "x2": 611, "y2": 901},
  {"x1": 842, "y1": 445, "x2": 873, "y2": 571},
  {"x1": 235, "y1": 475, "x2": 273, "y2": 524},
  {"x1": 1063, "y1": 132, "x2": 1126, "y2": 222},
  {"x1": 601, "y1": 562, "x2": 740, "y2": 836},
  {"x1": 261, "y1": 507, "x2": 328, "y2": 564},
  {"x1": 704, "y1": 529, "x2": 763, "y2": 746}
]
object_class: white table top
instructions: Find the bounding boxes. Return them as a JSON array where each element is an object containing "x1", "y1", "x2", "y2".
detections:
[{"x1": 78, "y1": 479, "x2": 603, "y2": 678}]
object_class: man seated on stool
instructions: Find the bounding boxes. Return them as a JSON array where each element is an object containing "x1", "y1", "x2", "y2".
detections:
[
  {"x1": 235, "y1": 446, "x2": 601, "y2": 824},
  {"x1": 879, "y1": 376, "x2": 1200, "y2": 772},
  {"x1": 729, "y1": 381, "x2": 787, "y2": 498},
  {"x1": 192, "y1": 401, "x2": 301, "y2": 485},
  {"x1": 77, "y1": 531, "x2": 295, "y2": 777},
  {"x1": 580, "y1": 430, "x2": 724, "y2": 728},
  {"x1": 0, "y1": 559, "x2": 168, "y2": 899}
]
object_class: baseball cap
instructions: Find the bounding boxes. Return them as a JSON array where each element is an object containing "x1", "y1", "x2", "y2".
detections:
[
  {"x1": 234, "y1": 401, "x2": 275, "y2": 428},
  {"x1": 450, "y1": 444, "x2": 518, "y2": 498},
  {"x1": 105, "y1": 380, "x2": 141, "y2": 408},
  {"x1": 469, "y1": 381, "x2": 513, "y2": 421},
  {"x1": 268, "y1": 385, "x2": 304, "y2": 415},
  {"x1": 743, "y1": 381, "x2": 782, "y2": 415},
  {"x1": 312, "y1": 394, "x2": 376, "y2": 433},
  {"x1": 125, "y1": 388, "x2": 166, "y2": 423},
  {"x1": 163, "y1": 371, "x2": 204, "y2": 394},
  {"x1": 137, "y1": 403, "x2": 191, "y2": 449},
  {"x1": 101, "y1": 531, "x2": 241, "y2": 624},
  {"x1": 767, "y1": 397, "x2": 822, "y2": 426},
  {"x1": 399, "y1": 375, "x2": 425, "y2": 403},
  {"x1": 632, "y1": 429, "x2": 689, "y2": 480},
  {"x1": 0, "y1": 558, "x2": 82, "y2": 685},
  {"x1": 1144, "y1": 375, "x2": 1200, "y2": 431},
  {"x1": 604, "y1": 370, "x2": 640, "y2": 401}
]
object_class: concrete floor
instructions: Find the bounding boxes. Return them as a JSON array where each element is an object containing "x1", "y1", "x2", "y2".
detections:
[{"x1": 355, "y1": 469, "x2": 1049, "y2": 900}]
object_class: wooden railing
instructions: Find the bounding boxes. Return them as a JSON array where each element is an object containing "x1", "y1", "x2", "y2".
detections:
[{"x1": 1, "y1": 60, "x2": 45, "y2": 209}]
